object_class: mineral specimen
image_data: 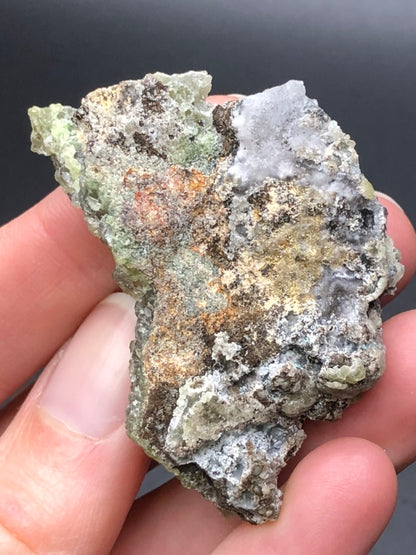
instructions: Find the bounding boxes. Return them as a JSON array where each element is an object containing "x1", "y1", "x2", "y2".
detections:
[{"x1": 29, "y1": 71, "x2": 403, "y2": 524}]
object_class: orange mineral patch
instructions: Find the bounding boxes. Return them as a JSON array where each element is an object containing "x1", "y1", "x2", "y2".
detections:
[{"x1": 123, "y1": 165, "x2": 210, "y2": 245}]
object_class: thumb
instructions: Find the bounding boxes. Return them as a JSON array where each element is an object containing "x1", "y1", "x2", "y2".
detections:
[{"x1": 0, "y1": 293, "x2": 148, "y2": 554}]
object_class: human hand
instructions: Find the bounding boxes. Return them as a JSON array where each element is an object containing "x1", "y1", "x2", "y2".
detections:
[{"x1": 1, "y1": 100, "x2": 415, "y2": 554}]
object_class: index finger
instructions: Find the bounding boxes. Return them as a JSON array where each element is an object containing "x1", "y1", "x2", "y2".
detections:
[{"x1": 0, "y1": 188, "x2": 116, "y2": 402}]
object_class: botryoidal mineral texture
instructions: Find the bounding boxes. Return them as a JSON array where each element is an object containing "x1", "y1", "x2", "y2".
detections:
[{"x1": 29, "y1": 71, "x2": 403, "y2": 524}]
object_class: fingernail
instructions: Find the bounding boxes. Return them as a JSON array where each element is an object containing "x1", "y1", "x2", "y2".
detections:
[
  {"x1": 227, "y1": 93, "x2": 246, "y2": 99},
  {"x1": 39, "y1": 293, "x2": 136, "y2": 439},
  {"x1": 376, "y1": 191, "x2": 405, "y2": 212}
]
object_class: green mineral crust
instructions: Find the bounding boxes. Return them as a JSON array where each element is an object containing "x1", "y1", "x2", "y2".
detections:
[{"x1": 29, "y1": 71, "x2": 403, "y2": 524}]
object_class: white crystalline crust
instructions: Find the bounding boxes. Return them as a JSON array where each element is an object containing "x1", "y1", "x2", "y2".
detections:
[{"x1": 229, "y1": 81, "x2": 361, "y2": 197}]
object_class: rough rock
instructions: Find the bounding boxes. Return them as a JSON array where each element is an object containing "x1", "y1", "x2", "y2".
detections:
[{"x1": 29, "y1": 71, "x2": 403, "y2": 524}]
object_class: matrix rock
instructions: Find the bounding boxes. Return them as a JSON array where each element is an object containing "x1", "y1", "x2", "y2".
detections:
[{"x1": 29, "y1": 71, "x2": 403, "y2": 524}]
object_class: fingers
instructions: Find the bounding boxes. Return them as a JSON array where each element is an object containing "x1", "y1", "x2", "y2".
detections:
[
  {"x1": 116, "y1": 291, "x2": 415, "y2": 554},
  {"x1": 284, "y1": 309, "x2": 416, "y2": 476},
  {"x1": 113, "y1": 439, "x2": 396, "y2": 555},
  {"x1": 115, "y1": 298, "x2": 415, "y2": 554},
  {"x1": 213, "y1": 438, "x2": 396, "y2": 555},
  {"x1": 0, "y1": 387, "x2": 29, "y2": 436},
  {"x1": 0, "y1": 188, "x2": 116, "y2": 402},
  {"x1": 378, "y1": 194, "x2": 416, "y2": 298},
  {"x1": 0, "y1": 294, "x2": 148, "y2": 554},
  {"x1": 206, "y1": 94, "x2": 244, "y2": 105},
  {"x1": 112, "y1": 479, "x2": 239, "y2": 555}
]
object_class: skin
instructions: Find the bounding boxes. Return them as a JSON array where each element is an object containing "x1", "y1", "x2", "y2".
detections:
[{"x1": 0, "y1": 95, "x2": 415, "y2": 553}]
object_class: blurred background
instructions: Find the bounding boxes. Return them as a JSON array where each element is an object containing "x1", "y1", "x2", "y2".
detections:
[{"x1": 1, "y1": 1, "x2": 415, "y2": 551}]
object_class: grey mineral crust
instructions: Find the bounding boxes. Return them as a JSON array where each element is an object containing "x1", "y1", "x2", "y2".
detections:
[{"x1": 28, "y1": 71, "x2": 403, "y2": 524}]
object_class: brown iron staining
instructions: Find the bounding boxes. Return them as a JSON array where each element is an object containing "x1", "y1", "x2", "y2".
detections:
[
  {"x1": 212, "y1": 102, "x2": 239, "y2": 157},
  {"x1": 122, "y1": 165, "x2": 210, "y2": 248}
]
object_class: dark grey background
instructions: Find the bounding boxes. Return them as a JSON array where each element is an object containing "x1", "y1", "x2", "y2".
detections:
[{"x1": 1, "y1": 1, "x2": 415, "y2": 552}]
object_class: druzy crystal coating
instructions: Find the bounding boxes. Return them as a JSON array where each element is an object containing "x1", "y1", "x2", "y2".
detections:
[{"x1": 29, "y1": 71, "x2": 403, "y2": 523}]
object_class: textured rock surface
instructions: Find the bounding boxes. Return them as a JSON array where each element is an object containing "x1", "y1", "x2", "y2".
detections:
[{"x1": 29, "y1": 71, "x2": 403, "y2": 524}]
